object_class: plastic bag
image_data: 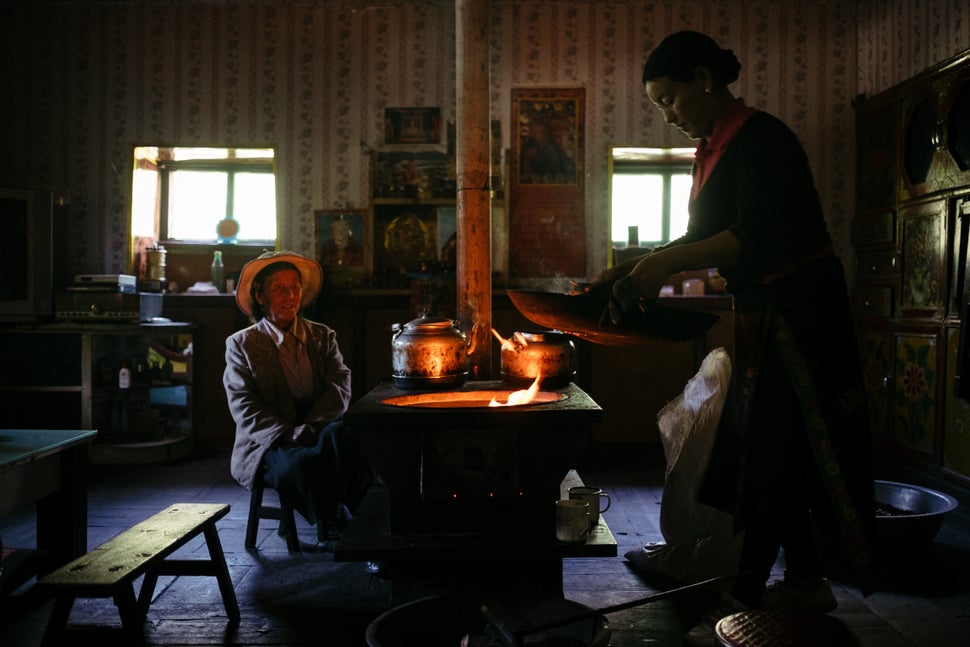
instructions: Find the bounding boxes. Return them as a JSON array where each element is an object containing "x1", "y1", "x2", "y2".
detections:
[{"x1": 625, "y1": 347, "x2": 742, "y2": 585}]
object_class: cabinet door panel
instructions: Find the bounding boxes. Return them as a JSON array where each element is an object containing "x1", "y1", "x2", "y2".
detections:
[
  {"x1": 852, "y1": 210, "x2": 895, "y2": 246},
  {"x1": 944, "y1": 327, "x2": 970, "y2": 477},
  {"x1": 893, "y1": 332, "x2": 939, "y2": 457},
  {"x1": 852, "y1": 286, "x2": 893, "y2": 318},
  {"x1": 857, "y1": 249, "x2": 898, "y2": 282},
  {"x1": 899, "y1": 200, "x2": 946, "y2": 315},
  {"x1": 861, "y1": 331, "x2": 892, "y2": 441}
]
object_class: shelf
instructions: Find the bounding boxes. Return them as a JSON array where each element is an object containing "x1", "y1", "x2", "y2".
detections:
[
  {"x1": 88, "y1": 434, "x2": 193, "y2": 465},
  {"x1": 0, "y1": 321, "x2": 196, "y2": 465}
]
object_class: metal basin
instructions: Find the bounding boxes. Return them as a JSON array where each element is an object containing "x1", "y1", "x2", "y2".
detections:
[{"x1": 874, "y1": 480, "x2": 959, "y2": 552}]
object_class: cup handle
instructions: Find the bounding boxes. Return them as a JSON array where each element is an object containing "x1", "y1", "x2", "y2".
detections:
[{"x1": 599, "y1": 493, "x2": 611, "y2": 513}]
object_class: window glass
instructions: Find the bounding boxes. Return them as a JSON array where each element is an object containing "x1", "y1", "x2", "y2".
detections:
[
  {"x1": 233, "y1": 172, "x2": 277, "y2": 240},
  {"x1": 610, "y1": 147, "x2": 692, "y2": 250},
  {"x1": 670, "y1": 174, "x2": 692, "y2": 240},
  {"x1": 129, "y1": 146, "x2": 277, "y2": 245},
  {"x1": 612, "y1": 174, "x2": 663, "y2": 243},
  {"x1": 131, "y1": 167, "x2": 159, "y2": 238},
  {"x1": 169, "y1": 170, "x2": 228, "y2": 241}
]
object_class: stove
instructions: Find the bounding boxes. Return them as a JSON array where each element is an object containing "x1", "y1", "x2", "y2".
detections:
[{"x1": 344, "y1": 380, "x2": 602, "y2": 536}]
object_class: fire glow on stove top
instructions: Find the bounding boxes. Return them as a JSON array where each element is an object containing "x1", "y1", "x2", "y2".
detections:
[{"x1": 380, "y1": 376, "x2": 565, "y2": 408}]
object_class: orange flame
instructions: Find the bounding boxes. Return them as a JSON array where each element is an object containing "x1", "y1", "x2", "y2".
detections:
[{"x1": 489, "y1": 374, "x2": 542, "y2": 407}]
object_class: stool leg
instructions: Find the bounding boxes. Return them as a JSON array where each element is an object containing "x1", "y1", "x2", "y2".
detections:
[
  {"x1": 245, "y1": 482, "x2": 263, "y2": 549},
  {"x1": 281, "y1": 503, "x2": 299, "y2": 552}
]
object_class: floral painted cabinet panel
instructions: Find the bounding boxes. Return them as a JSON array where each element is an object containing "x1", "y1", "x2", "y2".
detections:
[
  {"x1": 899, "y1": 199, "x2": 946, "y2": 317},
  {"x1": 893, "y1": 331, "x2": 941, "y2": 458}
]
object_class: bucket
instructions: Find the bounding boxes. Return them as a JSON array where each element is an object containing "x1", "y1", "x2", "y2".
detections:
[{"x1": 366, "y1": 594, "x2": 610, "y2": 647}]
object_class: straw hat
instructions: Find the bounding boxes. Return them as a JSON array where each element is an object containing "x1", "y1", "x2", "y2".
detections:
[{"x1": 235, "y1": 250, "x2": 323, "y2": 317}]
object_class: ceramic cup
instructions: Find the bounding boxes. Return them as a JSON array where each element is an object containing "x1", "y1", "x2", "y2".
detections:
[
  {"x1": 568, "y1": 485, "x2": 611, "y2": 529},
  {"x1": 555, "y1": 499, "x2": 590, "y2": 542}
]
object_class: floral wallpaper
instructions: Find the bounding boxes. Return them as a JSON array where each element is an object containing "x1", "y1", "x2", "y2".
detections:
[{"x1": 0, "y1": 0, "x2": 967, "y2": 284}]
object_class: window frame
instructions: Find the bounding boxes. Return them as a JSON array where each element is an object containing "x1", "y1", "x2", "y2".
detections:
[
  {"x1": 157, "y1": 156, "x2": 277, "y2": 247},
  {"x1": 608, "y1": 146, "x2": 694, "y2": 266}
]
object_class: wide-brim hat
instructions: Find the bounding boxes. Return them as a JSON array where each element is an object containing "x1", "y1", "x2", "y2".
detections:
[{"x1": 235, "y1": 250, "x2": 323, "y2": 317}]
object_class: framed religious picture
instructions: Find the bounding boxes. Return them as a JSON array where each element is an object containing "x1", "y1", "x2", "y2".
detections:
[
  {"x1": 511, "y1": 88, "x2": 584, "y2": 186},
  {"x1": 373, "y1": 204, "x2": 438, "y2": 288},
  {"x1": 314, "y1": 209, "x2": 369, "y2": 289},
  {"x1": 384, "y1": 107, "x2": 441, "y2": 145}
]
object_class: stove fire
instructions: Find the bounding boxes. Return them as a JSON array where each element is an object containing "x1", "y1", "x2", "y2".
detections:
[
  {"x1": 380, "y1": 382, "x2": 564, "y2": 409},
  {"x1": 489, "y1": 374, "x2": 542, "y2": 406}
]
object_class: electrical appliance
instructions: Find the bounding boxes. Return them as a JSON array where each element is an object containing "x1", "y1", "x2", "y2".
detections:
[{"x1": 0, "y1": 187, "x2": 53, "y2": 321}]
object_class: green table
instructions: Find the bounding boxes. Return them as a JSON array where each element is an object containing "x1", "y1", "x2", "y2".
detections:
[{"x1": 1, "y1": 429, "x2": 98, "y2": 587}]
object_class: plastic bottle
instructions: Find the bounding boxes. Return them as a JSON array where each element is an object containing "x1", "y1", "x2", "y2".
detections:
[
  {"x1": 211, "y1": 250, "x2": 225, "y2": 293},
  {"x1": 119, "y1": 360, "x2": 131, "y2": 389}
]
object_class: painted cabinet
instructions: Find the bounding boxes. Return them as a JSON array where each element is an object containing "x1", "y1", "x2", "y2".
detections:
[{"x1": 854, "y1": 49, "x2": 970, "y2": 486}]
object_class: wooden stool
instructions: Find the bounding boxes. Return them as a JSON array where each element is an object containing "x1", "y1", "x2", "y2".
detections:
[
  {"x1": 715, "y1": 610, "x2": 857, "y2": 646},
  {"x1": 36, "y1": 503, "x2": 239, "y2": 646},
  {"x1": 245, "y1": 478, "x2": 300, "y2": 552}
]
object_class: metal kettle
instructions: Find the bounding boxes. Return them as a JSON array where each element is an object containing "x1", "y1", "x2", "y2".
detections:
[{"x1": 390, "y1": 314, "x2": 476, "y2": 390}]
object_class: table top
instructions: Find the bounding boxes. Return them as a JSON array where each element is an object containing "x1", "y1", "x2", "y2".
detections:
[{"x1": 0, "y1": 429, "x2": 98, "y2": 471}]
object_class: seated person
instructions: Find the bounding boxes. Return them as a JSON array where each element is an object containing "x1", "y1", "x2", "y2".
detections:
[{"x1": 224, "y1": 250, "x2": 367, "y2": 538}]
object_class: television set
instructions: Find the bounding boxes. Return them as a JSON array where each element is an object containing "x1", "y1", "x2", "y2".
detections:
[{"x1": 0, "y1": 187, "x2": 53, "y2": 321}]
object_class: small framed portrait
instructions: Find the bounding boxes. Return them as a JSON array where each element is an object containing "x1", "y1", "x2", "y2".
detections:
[
  {"x1": 384, "y1": 107, "x2": 441, "y2": 145},
  {"x1": 314, "y1": 209, "x2": 369, "y2": 289},
  {"x1": 512, "y1": 88, "x2": 584, "y2": 186}
]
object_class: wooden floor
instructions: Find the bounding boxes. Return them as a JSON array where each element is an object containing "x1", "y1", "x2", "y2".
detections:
[{"x1": 1, "y1": 442, "x2": 969, "y2": 646}]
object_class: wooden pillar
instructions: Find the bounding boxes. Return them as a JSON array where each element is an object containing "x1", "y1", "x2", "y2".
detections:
[{"x1": 456, "y1": 0, "x2": 492, "y2": 379}]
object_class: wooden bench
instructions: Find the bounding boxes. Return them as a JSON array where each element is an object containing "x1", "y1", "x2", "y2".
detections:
[{"x1": 35, "y1": 502, "x2": 240, "y2": 646}]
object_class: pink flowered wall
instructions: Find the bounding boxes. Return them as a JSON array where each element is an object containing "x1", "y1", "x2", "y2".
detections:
[{"x1": 0, "y1": 1, "x2": 967, "y2": 283}]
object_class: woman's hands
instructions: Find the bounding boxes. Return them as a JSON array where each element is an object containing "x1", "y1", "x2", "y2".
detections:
[{"x1": 608, "y1": 253, "x2": 675, "y2": 324}]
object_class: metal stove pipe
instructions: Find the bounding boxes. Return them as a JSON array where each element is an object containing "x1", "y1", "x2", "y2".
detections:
[{"x1": 456, "y1": 0, "x2": 492, "y2": 379}]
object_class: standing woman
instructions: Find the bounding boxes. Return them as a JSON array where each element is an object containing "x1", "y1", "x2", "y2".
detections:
[
  {"x1": 601, "y1": 31, "x2": 876, "y2": 645},
  {"x1": 225, "y1": 251, "x2": 365, "y2": 540}
]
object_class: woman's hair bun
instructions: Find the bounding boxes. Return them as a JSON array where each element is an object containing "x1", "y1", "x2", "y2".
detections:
[{"x1": 643, "y1": 31, "x2": 742, "y2": 87}]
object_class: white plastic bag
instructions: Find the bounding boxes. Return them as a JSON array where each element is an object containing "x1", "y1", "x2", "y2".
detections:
[{"x1": 625, "y1": 347, "x2": 742, "y2": 585}]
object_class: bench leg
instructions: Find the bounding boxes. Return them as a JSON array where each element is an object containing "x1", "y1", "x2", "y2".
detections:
[
  {"x1": 204, "y1": 524, "x2": 241, "y2": 623},
  {"x1": 138, "y1": 570, "x2": 161, "y2": 622},
  {"x1": 114, "y1": 583, "x2": 147, "y2": 645},
  {"x1": 40, "y1": 595, "x2": 74, "y2": 647}
]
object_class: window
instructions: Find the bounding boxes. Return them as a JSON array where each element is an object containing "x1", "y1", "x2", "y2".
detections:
[
  {"x1": 610, "y1": 147, "x2": 693, "y2": 252},
  {"x1": 131, "y1": 146, "x2": 277, "y2": 245}
]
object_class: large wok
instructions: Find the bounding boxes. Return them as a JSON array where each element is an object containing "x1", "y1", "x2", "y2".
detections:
[{"x1": 507, "y1": 289, "x2": 721, "y2": 345}]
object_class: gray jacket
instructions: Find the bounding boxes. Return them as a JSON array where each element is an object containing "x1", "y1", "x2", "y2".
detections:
[{"x1": 224, "y1": 317, "x2": 351, "y2": 489}]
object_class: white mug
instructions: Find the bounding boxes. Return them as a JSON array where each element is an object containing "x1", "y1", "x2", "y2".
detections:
[
  {"x1": 568, "y1": 485, "x2": 611, "y2": 529},
  {"x1": 555, "y1": 499, "x2": 590, "y2": 542}
]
